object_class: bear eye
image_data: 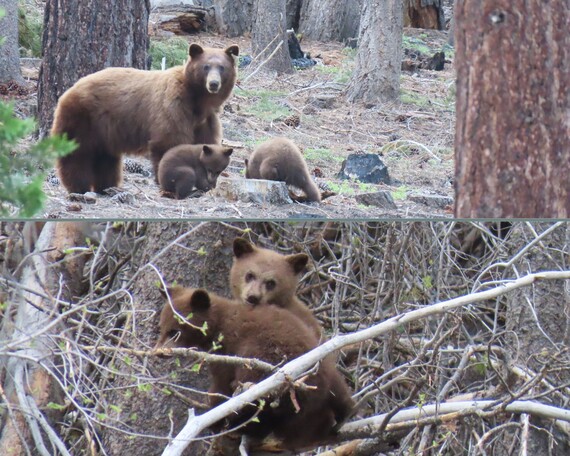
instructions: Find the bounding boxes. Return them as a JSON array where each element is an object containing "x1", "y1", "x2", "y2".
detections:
[
  {"x1": 265, "y1": 279, "x2": 276, "y2": 291},
  {"x1": 218, "y1": 66, "x2": 225, "y2": 73},
  {"x1": 203, "y1": 64, "x2": 211, "y2": 71},
  {"x1": 245, "y1": 272, "x2": 255, "y2": 282}
]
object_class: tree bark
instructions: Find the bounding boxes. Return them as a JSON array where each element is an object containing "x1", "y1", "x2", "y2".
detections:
[
  {"x1": 346, "y1": 0, "x2": 402, "y2": 104},
  {"x1": 98, "y1": 222, "x2": 241, "y2": 456},
  {"x1": 212, "y1": 0, "x2": 254, "y2": 37},
  {"x1": 403, "y1": 0, "x2": 445, "y2": 30},
  {"x1": 0, "y1": 0, "x2": 23, "y2": 83},
  {"x1": 505, "y1": 223, "x2": 570, "y2": 455},
  {"x1": 285, "y1": 0, "x2": 302, "y2": 31},
  {"x1": 299, "y1": 0, "x2": 362, "y2": 42},
  {"x1": 251, "y1": 0, "x2": 293, "y2": 74},
  {"x1": 37, "y1": 0, "x2": 150, "y2": 137},
  {"x1": 454, "y1": 0, "x2": 570, "y2": 218},
  {"x1": 0, "y1": 222, "x2": 92, "y2": 456}
]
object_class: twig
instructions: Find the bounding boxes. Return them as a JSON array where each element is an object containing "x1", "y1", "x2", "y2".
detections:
[{"x1": 242, "y1": 40, "x2": 285, "y2": 84}]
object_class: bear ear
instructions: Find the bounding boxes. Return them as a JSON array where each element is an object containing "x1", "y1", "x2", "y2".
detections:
[
  {"x1": 189, "y1": 289, "x2": 211, "y2": 312},
  {"x1": 233, "y1": 237, "x2": 255, "y2": 258},
  {"x1": 202, "y1": 145, "x2": 213, "y2": 156},
  {"x1": 223, "y1": 148, "x2": 233, "y2": 157},
  {"x1": 189, "y1": 43, "x2": 204, "y2": 58},
  {"x1": 286, "y1": 253, "x2": 309, "y2": 275},
  {"x1": 225, "y1": 45, "x2": 239, "y2": 58}
]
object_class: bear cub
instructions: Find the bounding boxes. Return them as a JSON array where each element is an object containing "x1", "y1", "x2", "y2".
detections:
[
  {"x1": 245, "y1": 137, "x2": 321, "y2": 202},
  {"x1": 155, "y1": 286, "x2": 354, "y2": 451},
  {"x1": 52, "y1": 43, "x2": 238, "y2": 194},
  {"x1": 157, "y1": 144, "x2": 233, "y2": 199},
  {"x1": 230, "y1": 237, "x2": 322, "y2": 339}
]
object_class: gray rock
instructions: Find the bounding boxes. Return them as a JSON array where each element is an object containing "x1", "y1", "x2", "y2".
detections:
[
  {"x1": 308, "y1": 94, "x2": 337, "y2": 109},
  {"x1": 408, "y1": 193, "x2": 453, "y2": 209},
  {"x1": 355, "y1": 191, "x2": 397, "y2": 209},
  {"x1": 338, "y1": 154, "x2": 390, "y2": 184},
  {"x1": 212, "y1": 178, "x2": 293, "y2": 205}
]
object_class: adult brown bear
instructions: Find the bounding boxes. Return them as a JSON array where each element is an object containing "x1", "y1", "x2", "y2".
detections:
[
  {"x1": 52, "y1": 43, "x2": 239, "y2": 193},
  {"x1": 155, "y1": 286, "x2": 354, "y2": 451}
]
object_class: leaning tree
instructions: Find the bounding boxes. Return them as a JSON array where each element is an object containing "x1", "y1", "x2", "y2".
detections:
[{"x1": 37, "y1": 0, "x2": 150, "y2": 136}]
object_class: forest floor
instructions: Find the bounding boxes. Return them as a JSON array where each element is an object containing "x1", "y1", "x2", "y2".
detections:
[{"x1": 11, "y1": 26, "x2": 455, "y2": 220}]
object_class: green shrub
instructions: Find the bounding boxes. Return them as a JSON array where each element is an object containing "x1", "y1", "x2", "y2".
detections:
[
  {"x1": 18, "y1": 5, "x2": 43, "y2": 58},
  {"x1": 0, "y1": 102, "x2": 76, "y2": 217},
  {"x1": 149, "y1": 37, "x2": 189, "y2": 70}
]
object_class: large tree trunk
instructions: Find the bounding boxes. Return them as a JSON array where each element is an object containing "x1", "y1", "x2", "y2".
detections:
[
  {"x1": 346, "y1": 0, "x2": 402, "y2": 103},
  {"x1": 212, "y1": 0, "x2": 254, "y2": 37},
  {"x1": 298, "y1": 0, "x2": 362, "y2": 42},
  {"x1": 403, "y1": 0, "x2": 445, "y2": 30},
  {"x1": 37, "y1": 0, "x2": 150, "y2": 137},
  {"x1": 454, "y1": 0, "x2": 569, "y2": 218},
  {"x1": 285, "y1": 0, "x2": 302, "y2": 30},
  {"x1": 251, "y1": 0, "x2": 293, "y2": 74},
  {"x1": 505, "y1": 223, "x2": 570, "y2": 455},
  {"x1": 0, "y1": 0, "x2": 23, "y2": 83},
  {"x1": 98, "y1": 222, "x2": 240, "y2": 455}
]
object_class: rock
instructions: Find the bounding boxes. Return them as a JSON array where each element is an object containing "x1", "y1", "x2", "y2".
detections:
[
  {"x1": 408, "y1": 192, "x2": 453, "y2": 209},
  {"x1": 354, "y1": 191, "x2": 397, "y2": 209},
  {"x1": 68, "y1": 193, "x2": 97, "y2": 204},
  {"x1": 212, "y1": 178, "x2": 293, "y2": 205},
  {"x1": 308, "y1": 94, "x2": 337, "y2": 109},
  {"x1": 338, "y1": 154, "x2": 390, "y2": 184}
]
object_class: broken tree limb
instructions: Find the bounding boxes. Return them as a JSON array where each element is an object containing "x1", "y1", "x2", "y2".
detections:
[{"x1": 161, "y1": 270, "x2": 570, "y2": 456}]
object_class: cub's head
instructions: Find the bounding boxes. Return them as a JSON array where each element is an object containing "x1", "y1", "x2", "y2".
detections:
[
  {"x1": 196, "y1": 145, "x2": 233, "y2": 191},
  {"x1": 155, "y1": 286, "x2": 215, "y2": 350},
  {"x1": 230, "y1": 238, "x2": 308, "y2": 308},
  {"x1": 185, "y1": 43, "x2": 239, "y2": 95}
]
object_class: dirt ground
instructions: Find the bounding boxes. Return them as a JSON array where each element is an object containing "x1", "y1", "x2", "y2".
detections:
[{"x1": 11, "y1": 27, "x2": 455, "y2": 220}]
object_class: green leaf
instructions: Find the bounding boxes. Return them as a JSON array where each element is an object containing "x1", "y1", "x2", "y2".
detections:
[
  {"x1": 46, "y1": 402, "x2": 66, "y2": 411},
  {"x1": 191, "y1": 363, "x2": 201, "y2": 373},
  {"x1": 109, "y1": 405, "x2": 122, "y2": 414}
]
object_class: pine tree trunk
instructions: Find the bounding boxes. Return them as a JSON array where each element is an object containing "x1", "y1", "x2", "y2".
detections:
[
  {"x1": 37, "y1": 0, "x2": 150, "y2": 137},
  {"x1": 299, "y1": 0, "x2": 361, "y2": 42},
  {"x1": 505, "y1": 223, "x2": 570, "y2": 456},
  {"x1": 346, "y1": 0, "x2": 402, "y2": 103},
  {"x1": 285, "y1": 0, "x2": 302, "y2": 31},
  {"x1": 212, "y1": 0, "x2": 254, "y2": 37},
  {"x1": 251, "y1": 0, "x2": 293, "y2": 74},
  {"x1": 403, "y1": 0, "x2": 445, "y2": 30},
  {"x1": 0, "y1": 0, "x2": 23, "y2": 83},
  {"x1": 454, "y1": 0, "x2": 570, "y2": 218}
]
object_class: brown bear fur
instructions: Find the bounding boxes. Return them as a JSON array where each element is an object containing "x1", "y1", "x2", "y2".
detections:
[
  {"x1": 52, "y1": 43, "x2": 239, "y2": 193},
  {"x1": 245, "y1": 137, "x2": 321, "y2": 202},
  {"x1": 158, "y1": 144, "x2": 233, "y2": 199},
  {"x1": 229, "y1": 237, "x2": 322, "y2": 339},
  {"x1": 155, "y1": 286, "x2": 354, "y2": 451}
]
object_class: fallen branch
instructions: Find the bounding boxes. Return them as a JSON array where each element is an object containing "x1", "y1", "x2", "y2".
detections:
[{"x1": 161, "y1": 270, "x2": 570, "y2": 456}]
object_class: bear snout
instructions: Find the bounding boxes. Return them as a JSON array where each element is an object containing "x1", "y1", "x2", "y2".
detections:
[
  {"x1": 246, "y1": 295, "x2": 261, "y2": 305},
  {"x1": 206, "y1": 72, "x2": 222, "y2": 94}
]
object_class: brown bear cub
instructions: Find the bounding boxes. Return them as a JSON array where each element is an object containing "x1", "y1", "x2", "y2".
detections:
[
  {"x1": 245, "y1": 137, "x2": 321, "y2": 202},
  {"x1": 52, "y1": 43, "x2": 239, "y2": 193},
  {"x1": 230, "y1": 237, "x2": 322, "y2": 339},
  {"x1": 155, "y1": 286, "x2": 354, "y2": 451},
  {"x1": 157, "y1": 144, "x2": 233, "y2": 199}
]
